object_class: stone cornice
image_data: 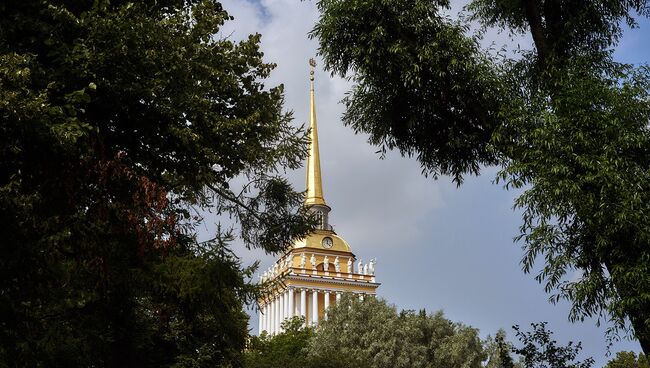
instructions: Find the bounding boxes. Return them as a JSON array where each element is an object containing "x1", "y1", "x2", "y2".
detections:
[{"x1": 284, "y1": 273, "x2": 380, "y2": 288}]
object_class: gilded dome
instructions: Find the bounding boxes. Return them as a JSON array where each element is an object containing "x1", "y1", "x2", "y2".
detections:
[{"x1": 292, "y1": 230, "x2": 352, "y2": 253}]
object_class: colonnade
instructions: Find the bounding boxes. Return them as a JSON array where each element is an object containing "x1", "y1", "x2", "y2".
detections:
[{"x1": 260, "y1": 287, "x2": 367, "y2": 335}]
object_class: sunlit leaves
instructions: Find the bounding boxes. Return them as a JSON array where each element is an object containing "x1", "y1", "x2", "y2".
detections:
[{"x1": 308, "y1": 295, "x2": 485, "y2": 368}]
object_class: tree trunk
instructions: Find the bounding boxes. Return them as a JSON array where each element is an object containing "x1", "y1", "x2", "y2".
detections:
[
  {"x1": 523, "y1": 0, "x2": 548, "y2": 62},
  {"x1": 605, "y1": 261, "x2": 650, "y2": 356},
  {"x1": 628, "y1": 311, "x2": 650, "y2": 356}
]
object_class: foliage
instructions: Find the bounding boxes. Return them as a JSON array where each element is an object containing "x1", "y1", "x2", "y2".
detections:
[
  {"x1": 605, "y1": 351, "x2": 649, "y2": 368},
  {"x1": 310, "y1": 0, "x2": 503, "y2": 184},
  {"x1": 244, "y1": 317, "x2": 313, "y2": 368},
  {"x1": 511, "y1": 322, "x2": 593, "y2": 368},
  {"x1": 247, "y1": 302, "x2": 594, "y2": 368},
  {"x1": 311, "y1": 0, "x2": 650, "y2": 354},
  {"x1": 306, "y1": 295, "x2": 485, "y2": 368},
  {"x1": 0, "y1": 0, "x2": 312, "y2": 366},
  {"x1": 484, "y1": 329, "x2": 521, "y2": 368},
  {"x1": 485, "y1": 324, "x2": 592, "y2": 368},
  {"x1": 467, "y1": 0, "x2": 649, "y2": 62},
  {"x1": 498, "y1": 57, "x2": 650, "y2": 352}
]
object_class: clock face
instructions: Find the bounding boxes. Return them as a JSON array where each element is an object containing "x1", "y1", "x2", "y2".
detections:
[{"x1": 322, "y1": 237, "x2": 333, "y2": 249}]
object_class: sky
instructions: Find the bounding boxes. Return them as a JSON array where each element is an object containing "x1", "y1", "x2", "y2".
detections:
[{"x1": 211, "y1": 1, "x2": 648, "y2": 366}]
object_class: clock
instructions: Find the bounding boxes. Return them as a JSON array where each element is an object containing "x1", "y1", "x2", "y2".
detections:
[{"x1": 322, "y1": 237, "x2": 333, "y2": 249}]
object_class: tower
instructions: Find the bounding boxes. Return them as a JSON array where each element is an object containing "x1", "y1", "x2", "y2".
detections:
[{"x1": 258, "y1": 59, "x2": 379, "y2": 335}]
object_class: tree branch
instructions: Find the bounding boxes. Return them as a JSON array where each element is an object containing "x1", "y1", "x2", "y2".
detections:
[
  {"x1": 523, "y1": 0, "x2": 549, "y2": 62},
  {"x1": 206, "y1": 183, "x2": 264, "y2": 223}
]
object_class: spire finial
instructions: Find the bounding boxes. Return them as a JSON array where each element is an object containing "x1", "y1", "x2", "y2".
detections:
[
  {"x1": 309, "y1": 58, "x2": 316, "y2": 81},
  {"x1": 305, "y1": 58, "x2": 327, "y2": 207}
]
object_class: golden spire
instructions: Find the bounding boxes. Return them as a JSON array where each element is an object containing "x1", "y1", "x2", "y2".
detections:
[{"x1": 305, "y1": 58, "x2": 327, "y2": 206}]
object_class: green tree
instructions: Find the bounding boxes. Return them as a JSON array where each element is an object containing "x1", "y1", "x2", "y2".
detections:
[
  {"x1": 484, "y1": 330, "x2": 522, "y2": 368},
  {"x1": 485, "y1": 323, "x2": 593, "y2": 368},
  {"x1": 307, "y1": 295, "x2": 485, "y2": 368},
  {"x1": 311, "y1": 0, "x2": 502, "y2": 184},
  {"x1": 0, "y1": 1, "x2": 312, "y2": 366},
  {"x1": 605, "y1": 351, "x2": 649, "y2": 368},
  {"x1": 512, "y1": 322, "x2": 593, "y2": 368},
  {"x1": 244, "y1": 317, "x2": 313, "y2": 368},
  {"x1": 310, "y1": 0, "x2": 650, "y2": 353}
]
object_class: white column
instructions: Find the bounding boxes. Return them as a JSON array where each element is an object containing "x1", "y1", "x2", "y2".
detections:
[
  {"x1": 312, "y1": 289, "x2": 319, "y2": 325},
  {"x1": 268, "y1": 299, "x2": 273, "y2": 334},
  {"x1": 279, "y1": 293, "x2": 285, "y2": 332},
  {"x1": 284, "y1": 288, "x2": 289, "y2": 319},
  {"x1": 336, "y1": 292, "x2": 341, "y2": 302},
  {"x1": 259, "y1": 307, "x2": 263, "y2": 334},
  {"x1": 268, "y1": 301, "x2": 273, "y2": 333},
  {"x1": 275, "y1": 295, "x2": 281, "y2": 334},
  {"x1": 288, "y1": 288, "x2": 295, "y2": 320},
  {"x1": 300, "y1": 288, "x2": 307, "y2": 326},
  {"x1": 359, "y1": 293, "x2": 364, "y2": 302},
  {"x1": 273, "y1": 295, "x2": 280, "y2": 335},
  {"x1": 324, "y1": 291, "x2": 330, "y2": 320},
  {"x1": 264, "y1": 302, "x2": 270, "y2": 333},
  {"x1": 270, "y1": 297, "x2": 277, "y2": 334},
  {"x1": 295, "y1": 289, "x2": 300, "y2": 316}
]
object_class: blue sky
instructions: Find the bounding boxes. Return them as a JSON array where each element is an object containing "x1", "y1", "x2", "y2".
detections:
[{"x1": 212, "y1": 1, "x2": 649, "y2": 365}]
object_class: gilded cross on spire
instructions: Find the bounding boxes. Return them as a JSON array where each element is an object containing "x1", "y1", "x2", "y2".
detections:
[{"x1": 305, "y1": 58, "x2": 327, "y2": 207}]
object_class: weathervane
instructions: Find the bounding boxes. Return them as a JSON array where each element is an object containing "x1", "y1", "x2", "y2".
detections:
[{"x1": 309, "y1": 58, "x2": 316, "y2": 81}]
